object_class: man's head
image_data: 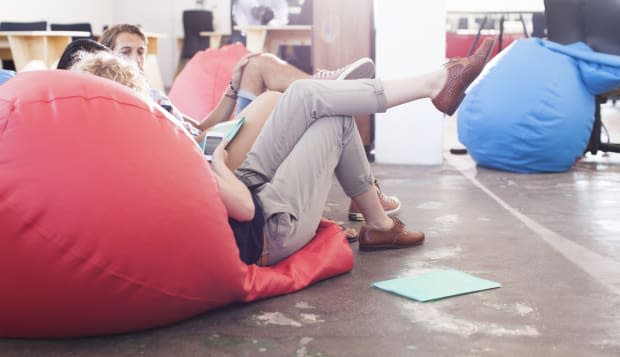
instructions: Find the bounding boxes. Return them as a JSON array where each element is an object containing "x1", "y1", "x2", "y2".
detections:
[
  {"x1": 70, "y1": 50, "x2": 149, "y2": 97},
  {"x1": 99, "y1": 24, "x2": 147, "y2": 72},
  {"x1": 57, "y1": 39, "x2": 110, "y2": 70}
]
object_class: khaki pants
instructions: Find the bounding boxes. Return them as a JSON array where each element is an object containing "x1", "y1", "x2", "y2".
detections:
[{"x1": 236, "y1": 79, "x2": 388, "y2": 264}]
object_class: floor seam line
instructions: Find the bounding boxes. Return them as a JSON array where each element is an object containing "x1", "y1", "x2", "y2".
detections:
[{"x1": 445, "y1": 153, "x2": 620, "y2": 295}]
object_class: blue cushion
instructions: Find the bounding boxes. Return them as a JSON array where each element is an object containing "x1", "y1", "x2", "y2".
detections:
[
  {"x1": 458, "y1": 38, "x2": 620, "y2": 173},
  {"x1": 0, "y1": 69, "x2": 15, "y2": 86}
]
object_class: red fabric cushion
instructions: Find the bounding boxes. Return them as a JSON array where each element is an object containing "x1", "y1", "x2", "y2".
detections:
[
  {"x1": 0, "y1": 71, "x2": 353, "y2": 338},
  {"x1": 169, "y1": 43, "x2": 249, "y2": 121}
]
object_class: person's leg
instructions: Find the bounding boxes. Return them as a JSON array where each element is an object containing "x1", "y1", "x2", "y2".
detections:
[
  {"x1": 226, "y1": 91, "x2": 282, "y2": 170},
  {"x1": 237, "y1": 54, "x2": 376, "y2": 107},
  {"x1": 235, "y1": 78, "x2": 388, "y2": 189},
  {"x1": 258, "y1": 113, "x2": 423, "y2": 263},
  {"x1": 257, "y1": 116, "x2": 372, "y2": 264},
  {"x1": 235, "y1": 36, "x2": 494, "y2": 186},
  {"x1": 239, "y1": 53, "x2": 311, "y2": 98}
]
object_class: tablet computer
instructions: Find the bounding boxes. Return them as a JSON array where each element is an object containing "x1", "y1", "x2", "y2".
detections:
[{"x1": 203, "y1": 117, "x2": 245, "y2": 161}]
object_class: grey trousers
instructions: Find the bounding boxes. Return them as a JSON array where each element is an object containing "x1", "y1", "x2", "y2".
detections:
[{"x1": 236, "y1": 79, "x2": 388, "y2": 264}]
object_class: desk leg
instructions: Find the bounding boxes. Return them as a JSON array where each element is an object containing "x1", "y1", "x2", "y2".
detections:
[
  {"x1": 265, "y1": 36, "x2": 279, "y2": 55},
  {"x1": 210, "y1": 35, "x2": 222, "y2": 49},
  {"x1": 245, "y1": 30, "x2": 267, "y2": 53},
  {"x1": 8, "y1": 36, "x2": 45, "y2": 71},
  {"x1": 144, "y1": 54, "x2": 165, "y2": 92},
  {"x1": 468, "y1": 16, "x2": 487, "y2": 56},
  {"x1": 0, "y1": 48, "x2": 11, "y2": 61},
  {"x1": 47, "y1": 36, "x2": 72, "y2": 68}
]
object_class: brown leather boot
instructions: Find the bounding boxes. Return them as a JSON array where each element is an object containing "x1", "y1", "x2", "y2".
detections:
[
  {"x1": 358, "y1": 217, "x2": 425, "y2": 251},
  {"x1": 432, "y1": 37, "x2": 495, "y2": 116}
]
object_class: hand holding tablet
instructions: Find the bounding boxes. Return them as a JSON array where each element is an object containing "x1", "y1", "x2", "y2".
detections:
[{"x1": 203, "y1": 117, "x2": 245, "y2": 161}]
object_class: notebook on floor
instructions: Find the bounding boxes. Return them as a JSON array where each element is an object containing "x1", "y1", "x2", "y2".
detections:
[{"x1": 372, "y1": 270, "x2": 501, "y2": 302}]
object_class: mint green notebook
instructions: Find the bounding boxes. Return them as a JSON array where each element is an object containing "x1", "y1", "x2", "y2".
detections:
[{"x1": 372, "y1": 270, "x2": 501, "y2": 302}]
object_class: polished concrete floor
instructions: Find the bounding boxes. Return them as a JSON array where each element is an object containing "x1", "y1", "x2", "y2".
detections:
[{"x1": 2, "y1": 105, "x2": 620, "y2": 356}]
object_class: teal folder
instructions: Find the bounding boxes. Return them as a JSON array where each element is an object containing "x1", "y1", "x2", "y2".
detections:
[{"x1": 372, "y1": 270, "x2": 501, "y2": 302}]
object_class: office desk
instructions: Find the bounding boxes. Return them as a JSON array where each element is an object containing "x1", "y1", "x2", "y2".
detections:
[
  {"x1": 235, "y1": 25, "x2": 312, "y2": 53},
  {"x1": 0, "y1": 31, "x2": 90, "y2": 71}
]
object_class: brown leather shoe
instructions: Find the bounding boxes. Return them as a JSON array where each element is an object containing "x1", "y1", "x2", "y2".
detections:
[
  {"x1": 432, "y1": 37, "x2": 495, "y2": 116},
  {"x1": 358, "y1": 217, "x2": 425, "y2": 251}
]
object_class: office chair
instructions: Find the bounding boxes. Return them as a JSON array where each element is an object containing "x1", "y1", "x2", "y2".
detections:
[
  {"x1": 0, "y1": 21, "x2": 47, "y2": 31},
  {"x1": 545, "y1": 0, "x2": 620, "y2": 154},
  {"x1": 0, "y1": 21, "x2": 47, "y2": 70},
  {"x1": 531, "y1": 12, "x2": 546, "y2": 38},
  {"x1": 50, "y1": 23, "x2": 93, "y2": 40},
  {"x1": 181, "y1": 9, "x2": 214, "y2": 59}
]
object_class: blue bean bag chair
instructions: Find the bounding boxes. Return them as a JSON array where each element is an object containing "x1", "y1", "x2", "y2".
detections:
[
  {"x1": 458, "y1": 38, "x2": 620, "y2": 173},
  {"x1": 0, "y1": 69, "x2": 15, "y2": 86},
  {"x1": 0, "y1": 70, "x2": 353, "y2": 338}
]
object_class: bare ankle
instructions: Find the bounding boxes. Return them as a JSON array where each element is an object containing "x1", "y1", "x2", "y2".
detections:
[
  {"x1": 430, "y1": 69, "x2": 448, "y2": 99},
  {"x1": 366, "y1": 216, "x2": 394, "y2": 231}
]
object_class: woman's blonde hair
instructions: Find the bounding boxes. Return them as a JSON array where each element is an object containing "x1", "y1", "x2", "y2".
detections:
[{"x1": 70, "y1": 51, "x2": 149, "y2": 96}]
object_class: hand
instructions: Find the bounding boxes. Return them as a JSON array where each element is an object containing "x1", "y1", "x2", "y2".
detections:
[
  {"x1": 212, "y1": 138, "x2": 230, "y2": 167},
  {"x1": 230, "y1": 52, "x2": 261, "y2": 90}
]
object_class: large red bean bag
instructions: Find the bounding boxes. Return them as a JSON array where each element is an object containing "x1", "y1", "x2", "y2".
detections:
[
  {"x1": 0, "y1": 70, "x2": 353, "y2": 338},
  {"x1": 169, "y1": 43, "x2": 248, "y2": 120}
]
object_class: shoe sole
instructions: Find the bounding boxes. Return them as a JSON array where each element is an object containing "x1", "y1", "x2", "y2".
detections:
[
  {"x1": 444, "y1": 92, "x2": 466, "y2": 116},
  {"x1": 337, "y1": 57, "x2": 375, "y2": 80},
  {"x1": 358, "y1": 239, "x2": 425, "y2": 251},
  {"x1": 348, "y1": 201, "x2": 401, "y2": 221}
]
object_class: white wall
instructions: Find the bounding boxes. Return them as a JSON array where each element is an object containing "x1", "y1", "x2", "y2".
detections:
[{"x1": 373, "y1": 0, "x2": 446, "y2": 165}]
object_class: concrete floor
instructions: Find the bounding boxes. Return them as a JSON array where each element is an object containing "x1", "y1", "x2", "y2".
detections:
[{"x1": 3, "y1": 105, "x2": 620, "y2": 356}]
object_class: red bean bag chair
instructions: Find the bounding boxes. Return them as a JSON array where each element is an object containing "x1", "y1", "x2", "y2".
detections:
[
  {"x1": 169, "y1": 43, "x2": 248, "y2": 121},
  {"x1": 0, "y1": 70, "x2": 353, "y2": 338}
]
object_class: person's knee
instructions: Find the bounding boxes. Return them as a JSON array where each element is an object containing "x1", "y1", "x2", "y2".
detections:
[
  {"x1": 245, "y1": 53, "x2": 278, "y2": 76},
  {"x1": 285, "y1": 79, "x2": 318, "y2": 97},
  {"x1": 244, "y1": 55, "x2": 262, "y2": 74},
  {"x1": 256, "y1": 90, "x2": 282, "y2": 102},
  {"x1": 255, "y1": 53, "x2": 284, "y2": 67}
]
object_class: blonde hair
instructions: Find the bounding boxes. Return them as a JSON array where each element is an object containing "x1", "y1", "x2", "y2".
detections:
[{"x1": 70, "y1": 51, "x2": 149, "y2": 96}]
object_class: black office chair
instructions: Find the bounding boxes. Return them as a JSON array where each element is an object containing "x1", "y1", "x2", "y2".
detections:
[
  {"x1": 181, "y1": 9, "x2": 214, "y2": 59},
  {"x1": 544, "y1": 0, "x2": 620, "y2": 154},
  {"x1": 0, "y1": 21, "x2": 47, "y2": 70},
  {"x1": 531, "y1": 12, "x2": 546, "y2": 38},
  {"x1": 50, "y1": 23, "x2": 93, "y2": 40},
  {"x1": 0, "y1": 21, "x2": 47, "y2": 31}
]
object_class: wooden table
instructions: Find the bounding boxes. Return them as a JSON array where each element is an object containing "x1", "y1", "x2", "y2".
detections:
[
  {"x1": 234, "y1": 25, "x2": 312, "y2": 53},
  {"x1": 0, "y1": 31, "x2": 90, "y2": 71}
]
